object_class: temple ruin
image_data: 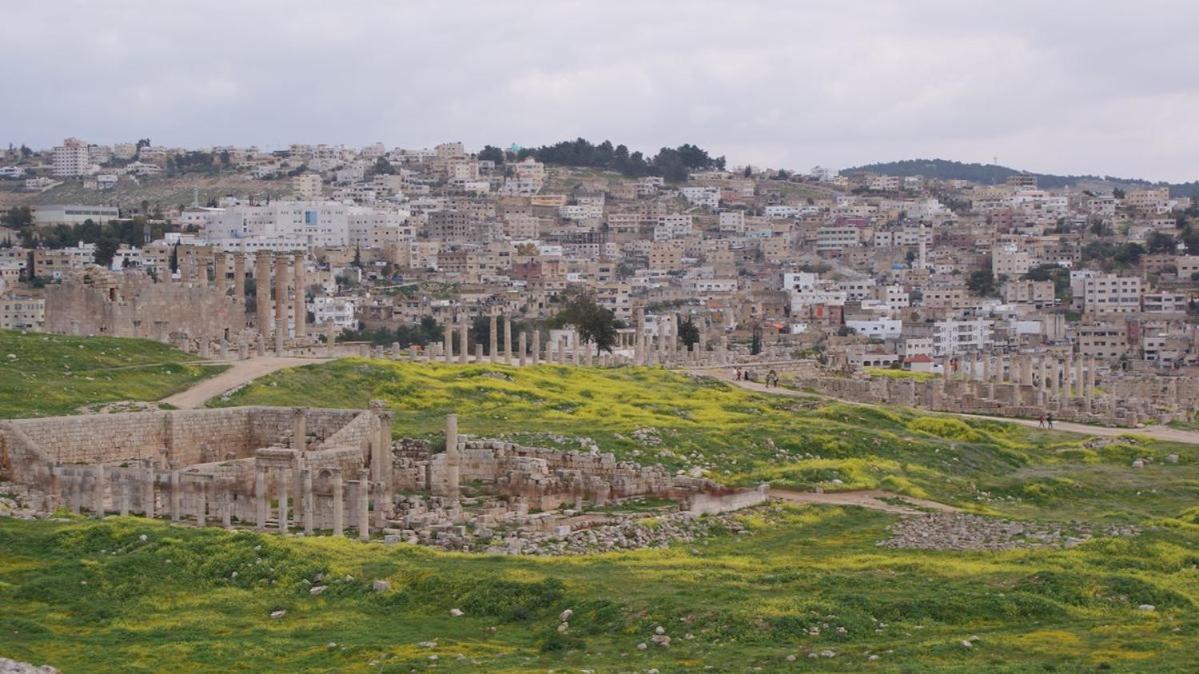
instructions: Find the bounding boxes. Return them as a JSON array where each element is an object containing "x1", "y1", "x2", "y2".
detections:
[{"x1": 0, "y1": 404, "x2": 766, "y2": 552}]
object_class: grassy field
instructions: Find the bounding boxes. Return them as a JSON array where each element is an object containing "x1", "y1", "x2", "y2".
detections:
[
  {"x1": 212, "y1": 359, "x2": 1199, "y2": 524},
  {"x1": 1, "y1": 355, "x2": 1197, "y2": 671},
  {"x1": 0, "y1": 504, "x2": 1195, "y2": 673},
  {"x1": 0, "y1": 330, "x2": 225, "y2": 418}
]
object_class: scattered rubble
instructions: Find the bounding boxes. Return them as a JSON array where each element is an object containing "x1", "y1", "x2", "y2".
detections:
[{"x1": 879, "y1": 512, "x2": 1140, "y2": 551}]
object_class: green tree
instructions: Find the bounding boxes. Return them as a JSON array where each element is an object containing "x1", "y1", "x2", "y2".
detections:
[
  {"x1": 549, "y1": 292, "x2": 618, "y2": 353},
  {"x1": 373, "y1": 157, "x2": 396, "y2": 175},
  {"x1": 678, "y1": 318, "x2": 700, "y2": 349},
  {"x1": 1146, "y1": 231, "x2": 1177, "y2": 254},
  {"x1": 478, "y1": 146, "x2": 505, "y2": 164},
  {"x1": 94, "y1": 237, "x2": 119, "y2": 267},
  {"x1": 967, "y1": 270, "x2": 996, "y2": 297}
]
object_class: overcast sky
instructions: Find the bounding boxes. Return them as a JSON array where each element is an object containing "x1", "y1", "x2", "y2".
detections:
[{"x1": 5, "y1": 1, "x2": 1199, "y2": 182}]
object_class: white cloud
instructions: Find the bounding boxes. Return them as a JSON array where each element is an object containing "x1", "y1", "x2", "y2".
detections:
[{"x1": 2, "y1": 0, "x2": 1198, "y2": 181}]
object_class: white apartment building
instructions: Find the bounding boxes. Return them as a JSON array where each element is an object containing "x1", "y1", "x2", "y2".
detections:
[
  {"x1": 0, "y1": 297, "x2": 44, "y2": 330},
  {"x1": 991, "y1": 242, "x2": 1034, "y2": 277},
  {"x1": 52, "y1": 138, "x2": 92, "y2": 178},
  {"x1": 718, "y1": 210, "x2": 746, "y2": 233},
  {"x1": 1082, "y1": 273, "x2": 1142, "y2": 315},
  {"x1": 837, "y1": 278, "x2": 876, "y2": 300},
  {"x1": 201, "y1": 200, "x2": 350, "y2": 249},
  {"x1": 680, "y1": 186, "x2": 721, "y2": 209},
  {"x1": 790, "y1": 287, "x2": 847, "y2": 312},
  {"x1": 653, "y1": 214, "x2": 693, "y2": 241},
  {"x1": 782, "y1": 271, "x2": 818, "y2": 291},
  {"x1": 846, "y1": 317, "x2": 902, "y2": 339},
  {"x1": 308, "y1": 296, "x2": 357, "y2": 331},
  {"x1": 32, "y1": 204, "x2": 120, "y2": 226},
  {"x1": 292, "y1": 173, "x2": 323, "y2": 200},
  {"x1": 816, "y1": 226, "x2": 860, "y2": 252},
  {"x1": 932, "y1": 318, "x2": 993, "y2": 355}
]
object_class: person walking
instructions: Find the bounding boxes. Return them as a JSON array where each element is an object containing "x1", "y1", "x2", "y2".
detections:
[
  {"x1": 1046, "y1": 413, "x2": 1054, "y2": 429},
  {"x1": 1038, "y1": 413, "x2": 1045, "y2": 428}
]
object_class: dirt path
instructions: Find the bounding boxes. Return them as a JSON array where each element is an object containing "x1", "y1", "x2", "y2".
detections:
[
  {"x1": 770, "y1": 488, "x2": 959, "y2": 515},
  {"x1": 161, "y1": 357, "x2": 329, "y2": 409},
  {"x1": 696, "y1": 368, "x2": 1199, "y2": 446}
]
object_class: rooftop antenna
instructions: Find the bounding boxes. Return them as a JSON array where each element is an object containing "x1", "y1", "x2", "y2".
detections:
[{"x1": 992, "y1": 156, "x2": 998, "y2": 185}]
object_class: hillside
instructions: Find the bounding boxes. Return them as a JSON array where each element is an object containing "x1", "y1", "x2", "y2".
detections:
[
  {"x1": 0, "y1": 330, "x2": 226, "y2": 418},
  {"x1": 213, "y1": 359, "x2": 1199, "y2": 523},
  {"x1": 0, "y1": 174, "x2": 292, "y2": 211},
  {"x1": 0, "y1": 358, "x2": 1194, "y2": 671},
  {"x1": 845, "y1": 159, "x2": 1199, "y2": 197}
]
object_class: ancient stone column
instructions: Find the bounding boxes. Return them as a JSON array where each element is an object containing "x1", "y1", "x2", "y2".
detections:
[
  {"x1": 277, "y1": 469, "x2": 290, "y2": 534},
  {"x1": 357, "y1": 469, "x2": 371, "y2": 541},
  {"x1": 634, "y1": 318, "x2": 644, "y2": 365},
  {"x1": 194, "y1": 478, "x2": 207, "y2": 527},
  {"x1": 255, "y1": 252, "x2": 272, "y2": 340},
  {"x1": 255, "y1": 466, "x2": 268, "y2": 531},
  {"x1": 301, "y1": 469, "x2": 314, "y2": 535},
  {"x1": 572, "y1": 335, "x2": 581, "y2": 365},
  {"x1": 518, "y1": 331, "x2": 527, "y2": 367},
  {"x1": 531, "y1": 329, "x2": 541, "y2": 365},
  {"x1": 233, "y1": 252, "x2": 246, "y2": 302},
  {"x1": 443, "y1": 320, "x2": 453, "y2": 363},
  {"x1": 293, "y1": 252, "x2": 306, "y2": 340},
  {"x1": 142, "y1": 465, "x2": 156, "y2": 518},
  {"x1": 70, "y1": 474, "x2": 82, "y2": 514},
  {"x1": 213, "y1": 250, "x2": 226, "y2": 295},
  {"x1": 488, "y1": 313, "x2": 498, "y2": 362},
  {"x1": 292, "y1": 408, "x2": 306, "y2": 450},
  {"x1": 503, "y1": 313, "x2": 513, "y2": 365},
  {"x1": 1062, "y1": 351, "x2": 1072, "y2": 398},
  {"x1": 458, "y1": 319, "x2": 469, "y2": 364},
  {"x1": 331, "y1": 470, "x2": 344, "y2": 537},
  {"x1": 445, "y1": 414, "x2": 460, "y2": 499},
  {"x1": 170, "y1": 470, "x2": 181, "y2": 522},
  {"x1": 475, "y1": 343, "x2": 484, "y2": 362},
  {"x1": 221, "y1": 484, "x2": 233, "y2": 530},
  {"x1": 118, "y1": 480, "x2": 130, "y2": 517},
  {"x1": 1074, "y1": 356, "x2": 1084, "y2": 401},
  {"x1": 274, "y1": 254, "x2": 289, "y2": 348},
  {"x1": 91, "y1": 465, "x2": 106, "y2": 517},
  {"x1": 1084, "y1": 357, "x2": 1095, "y2": 412}
]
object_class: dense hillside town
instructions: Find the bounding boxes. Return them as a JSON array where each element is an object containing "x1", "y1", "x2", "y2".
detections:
[{"x1": 2, "y1": 138, "x2": 1199, "y2": 426}]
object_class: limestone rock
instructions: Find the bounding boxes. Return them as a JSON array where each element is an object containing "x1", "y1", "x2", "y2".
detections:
[{"x1": 0, "y1": 658, "x2": 59, "y2": 674}]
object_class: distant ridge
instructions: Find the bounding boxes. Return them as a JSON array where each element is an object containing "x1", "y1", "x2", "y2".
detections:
[{"x1": 844, "y1": 158, "x2": 1199, "y2": 197}]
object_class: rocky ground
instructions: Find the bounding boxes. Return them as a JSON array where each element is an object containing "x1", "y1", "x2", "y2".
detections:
[
  {"x1": 0, "y1": 482, "x2": 42, "y2": 520},
  {"x1": 878, "y1": 512, "x2": 1140, "y2": 551},
  {"x1": 0, "y1": 658, "x2": 59, "y2": 674},
  {"x1": 487, "y1": 510, "x2": 751, "y2": 556}
]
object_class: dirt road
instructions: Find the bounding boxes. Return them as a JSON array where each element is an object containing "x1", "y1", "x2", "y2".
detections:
[
  {"x1": 769, "y1": 488, "x2": 959, "y2": 515},
  {"x1": 161, "y1": 357, "x2": 328, "y2": 409}
]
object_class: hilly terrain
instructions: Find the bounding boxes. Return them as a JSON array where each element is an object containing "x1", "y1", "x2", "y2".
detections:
[
  {"x1": 0, "y1": 330, "x2": 225, "y2": 418},
  {"x1": 0, "y1": 349, "x2": 1195, "y2": 672},
  {"x1": 845, "y1": 159, "x2": 1199, "y2": 197}
]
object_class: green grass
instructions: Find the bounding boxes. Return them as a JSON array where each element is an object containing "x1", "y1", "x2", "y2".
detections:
[
  {"x1": 3, "y1": 354, "x2": 1198, "y2": 671},
  {"x1": 865, "y1": 367, "x2": 939, "y2": 381},
  {"x1": 0, "y1": 507, "x2": 1194, "y2": 672},
  {"x1": 0, "y1": 330, "x2": 226, "y2": 418}
]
